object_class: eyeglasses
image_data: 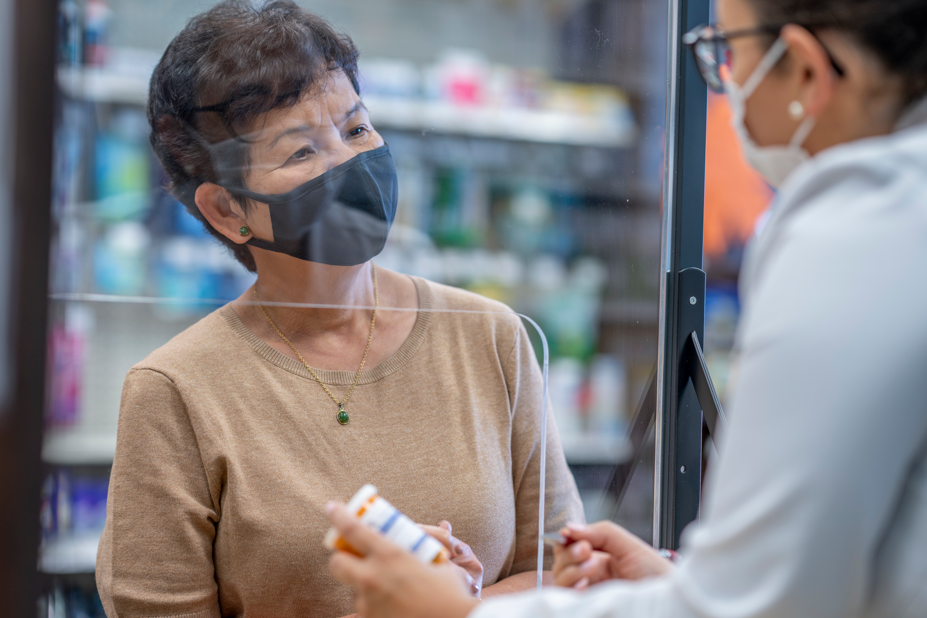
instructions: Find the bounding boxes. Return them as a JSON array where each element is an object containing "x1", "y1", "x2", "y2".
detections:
[
  {"x1": 683, "y1": 23, "x2": 845, "y2": 94},
  {"x1": 682, "y1": 23, "x2": 781, "y2": 93}
]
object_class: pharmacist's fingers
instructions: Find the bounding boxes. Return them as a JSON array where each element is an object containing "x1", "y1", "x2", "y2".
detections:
[
  {"x1": 326, "y1": 502, "x2": 393, "y2": 557},
  {"x1": 555, "y1": 552, "x2": 610, "y2": 588},
  {"x1": 553, "y1": 539, "x2": 594, "y2": 572},
  {"x1": 554, "y1": 563, "x2": 586, "y2": 588},
  {"x1": 564, "y1": 521, "x2": 638, "y2": 557},
  {"x1": 328, "y1": 548, "x2": 368, "y2": 588},
  {"x1": 553, "y1": 541, "x2": 594, "y2": 586}
]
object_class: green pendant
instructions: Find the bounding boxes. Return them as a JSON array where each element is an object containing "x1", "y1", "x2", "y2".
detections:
[{"x1": 337, "y1": 407, "x2": 350, "y2": 425}]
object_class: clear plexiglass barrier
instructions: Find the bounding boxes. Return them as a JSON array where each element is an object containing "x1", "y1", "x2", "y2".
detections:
[
  {"x1": 45, "y1": 288, "x2": 656, "y2": 616},
  {"x1": 48, "y1": 290, "x2": 565, "y2": 600},
  {"x1": 43, "y1": 0, "x2": 667, "y2": 614}
]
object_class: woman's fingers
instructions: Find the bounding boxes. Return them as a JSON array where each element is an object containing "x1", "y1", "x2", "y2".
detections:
[
  {"x1": 419, "y1": 524, "x2": 454, "y2": 553},
  {"x1": 419, "y1": 521, "x2": 483, "y2": 597},
  {"x1": 420, "y1": 522, "x2": 473, "y2": 563}
]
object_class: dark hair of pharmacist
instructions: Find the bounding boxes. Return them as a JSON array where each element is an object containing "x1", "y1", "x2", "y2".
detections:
[
  {"x1": 148, "y1": 0, "x2": 360, "y2": 272},
  {"x1": 749, "y1": 0, "x2": 927, "y2": 104}
]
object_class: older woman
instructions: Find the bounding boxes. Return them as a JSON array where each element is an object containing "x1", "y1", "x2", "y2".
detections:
[{"x1": 94, "y1": 2, "x2": 583, "y2": 617}]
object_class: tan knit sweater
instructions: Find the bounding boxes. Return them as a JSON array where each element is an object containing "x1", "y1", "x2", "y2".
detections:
[{"x1": 96, "y1": 277, "x2": 584, "y2": 618}]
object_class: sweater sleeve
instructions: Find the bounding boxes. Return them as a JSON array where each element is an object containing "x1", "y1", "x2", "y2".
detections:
[
  {"x1": 96, "y1": 368, "x2": 221, "y2": 618},
  {"x1": 504, "y1": 323, "x2": 585, "y2": 576}
]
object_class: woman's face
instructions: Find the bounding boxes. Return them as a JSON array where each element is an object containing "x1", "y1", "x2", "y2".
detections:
[
  {"x1": 232, "y1": 70, "x2": 385, "y2": 239},
  {"x1": 717, "y1": 0, "x2": 804, "y2": 147},
  {"x1": 244, "y1": 70, "x2": 383, "y2": 193}
]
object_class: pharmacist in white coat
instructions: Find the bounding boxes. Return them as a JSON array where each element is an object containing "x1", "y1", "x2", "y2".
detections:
[{"x1": 324, "y1": 0, "x2": 927, "y2": 616}]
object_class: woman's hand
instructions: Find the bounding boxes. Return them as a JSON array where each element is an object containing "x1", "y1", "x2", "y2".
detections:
[
  {"x1": 419, "y1": 521, "x2": 484, "y2": 598},
  {"x1": 553, "y1": 522, "x2": 674, "y2": 590},
  {"x1": 327, "y1": 502, "x2": 480, "y2": 618}
]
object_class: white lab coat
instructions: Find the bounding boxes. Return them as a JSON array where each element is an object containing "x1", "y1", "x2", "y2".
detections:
[{"x1": 473, "y1": 103, "x2": 927, "y2": 618}]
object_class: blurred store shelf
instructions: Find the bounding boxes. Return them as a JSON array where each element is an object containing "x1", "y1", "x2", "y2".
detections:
[
  {"x1": 364, "y1": 96, "x2": 635, "y2": 147},
  {"x1": 561, "y1": 434, "x2": 632, "y2": 465},
  {"x1": 39, "y1": 534, "x2": 101, "y2": 574},
  {"x1": 55, "y1": 67, "x2": 636, "y2": 148},
  {"x1": 43, "y1": 429, "x2": 117, "y2": 465},
  {"x1": 57, "y1": 66, "x2": 149, "y2": 106}
]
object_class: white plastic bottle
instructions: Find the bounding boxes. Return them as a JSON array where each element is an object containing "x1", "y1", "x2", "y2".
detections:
[{"x1": 324, "y1": 484, "x2": 450, "y2": 564}]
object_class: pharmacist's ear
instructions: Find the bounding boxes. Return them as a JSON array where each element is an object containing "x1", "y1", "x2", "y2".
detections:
[
  {"x1": 194, "y1": 183, "x2": 251, "y2": 245},
  {"x1": 780, "y1": 25, "x2": 838, "y2": 118}
]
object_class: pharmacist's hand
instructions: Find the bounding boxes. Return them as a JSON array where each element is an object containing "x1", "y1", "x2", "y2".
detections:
[
  {"x1": 553, "y1": 522, "x2": 673, "y2": 590},
  {"x1": 419, "y1": 521, "x2": 484, "y2": 598},
  {"x1": 327, "y1": 502, "x2": 480, "y2": 618}
]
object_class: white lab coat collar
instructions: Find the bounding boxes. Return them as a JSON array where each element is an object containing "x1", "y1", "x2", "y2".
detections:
[
  {"x1": 748, "y1": 95, "x2": 927, "y2": 257},
  {"x1": 737, "y1": 115, "x2": 927, "y2": 342}
]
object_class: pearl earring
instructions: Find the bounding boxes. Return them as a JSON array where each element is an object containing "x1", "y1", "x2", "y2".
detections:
[
  {"x1": 788, "y1": 101, "x2": 805, "y2": 120},
  {"x1": 239, "y1": 226, "x2": 250, "y2": 236}
]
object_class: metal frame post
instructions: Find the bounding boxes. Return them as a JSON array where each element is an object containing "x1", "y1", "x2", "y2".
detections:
[
  {"x1": 654, "y1": 0, "x2": 710, "y2": 550},
  {"x1": 0, "y1": 0, "x2": 56, "y2": 614}
]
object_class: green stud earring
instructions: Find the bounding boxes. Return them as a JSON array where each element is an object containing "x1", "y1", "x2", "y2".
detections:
[{"x1": 239, "y1": 226, "x2": 250, "y2": 236}]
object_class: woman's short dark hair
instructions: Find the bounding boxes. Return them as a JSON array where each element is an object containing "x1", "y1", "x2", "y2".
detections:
[
  {"x1": 749, "y1": 0, "x2": 927, "y2": 106},
  {"x1": 148, "y1": 0, "x2": 360, "y2": 272}
]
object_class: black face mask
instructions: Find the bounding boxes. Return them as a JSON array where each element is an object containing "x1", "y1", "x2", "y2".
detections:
[{"x1": 222, "y1": 144, "x2": 398, "y2": 266}]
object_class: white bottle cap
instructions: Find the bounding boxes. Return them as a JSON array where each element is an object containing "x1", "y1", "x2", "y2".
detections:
[{"x1": 346, "y1": 484, "x2": 378, "y2": 514}]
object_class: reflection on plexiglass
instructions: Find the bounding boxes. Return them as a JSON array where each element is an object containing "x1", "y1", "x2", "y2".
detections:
[{"x1": 44, "y1": 0, "x2": 667, "y2": 614}]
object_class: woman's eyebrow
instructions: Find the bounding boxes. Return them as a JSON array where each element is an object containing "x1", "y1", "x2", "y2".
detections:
[
  {"x1": 268, "y1": 125, "x2": 313, "y2": 150},
  {"x1": 267, "y1": 101, "x2": 369, "y2": 150},
  {"x1": 342, "y1": 100, "x2": 368, "y2": 122}
]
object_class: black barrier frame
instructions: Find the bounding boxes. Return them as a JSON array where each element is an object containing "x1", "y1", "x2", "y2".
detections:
[
  {"x1": 608, "y1": 331, "x2": 726, "y2": 538},
  {"x1": 654, "y1": 0, "x2": 713, "y2": 551}
]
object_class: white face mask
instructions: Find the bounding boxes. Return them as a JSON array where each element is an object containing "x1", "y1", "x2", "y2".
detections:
[{"x1": 725, "y1": 38, "x2": 817, "y2": 188}]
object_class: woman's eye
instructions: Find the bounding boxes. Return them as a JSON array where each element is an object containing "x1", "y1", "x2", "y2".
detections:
[
  {"x1": 290, "y1": 147, "x2": 313, "y2": 162},
  {"x1": 348, "y1": 125, "x2": 369, "y2": 138}
]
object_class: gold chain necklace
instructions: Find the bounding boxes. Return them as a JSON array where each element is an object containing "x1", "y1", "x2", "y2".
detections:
[{"x1": 253, "y1": 264, "x2": 378, "y2": 426}]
